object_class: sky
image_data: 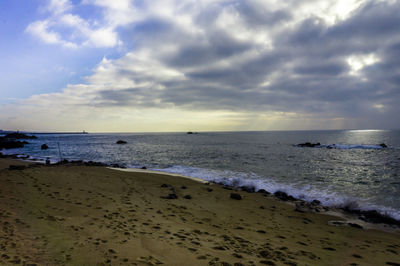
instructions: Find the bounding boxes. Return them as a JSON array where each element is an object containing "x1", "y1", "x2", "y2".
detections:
[{"x1": 0, "y1": 0, "x2": 399, "y2": 132}]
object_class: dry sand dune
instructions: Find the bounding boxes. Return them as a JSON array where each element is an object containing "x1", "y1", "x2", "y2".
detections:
[{"x1": 0, "y1": 158, "x2": 399, "y2": 265}]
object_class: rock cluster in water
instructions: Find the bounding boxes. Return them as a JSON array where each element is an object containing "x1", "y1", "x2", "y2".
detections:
[
  {"x1": 0, "y1": 132, "x2": 37, "y2": 150},
  {"x1": 41, "y1": 144, "x2": 49, "y2": 150},
  {"x1": 296, "y1": 142, "x2": 321, "y2": 147}
]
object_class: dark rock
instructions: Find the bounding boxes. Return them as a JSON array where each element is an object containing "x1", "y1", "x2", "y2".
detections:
[
  {"x1": 0, "y1": 138, "x2": 27, "y2": 149},
  {"x1": 83, "y1": 161, "x2": 107, "y2": 167},
  {"x1": 161, "y1": 184, "x2": 169, "y2": 188},
  {"x1": 187, "y1": 131, "x2": 193, "y2": 134},
  {"x1": 379, "y1": 143, "x2": 388, "y2": 148},
  {"x1": 181, "y1": 185, "x2": 187, "y2": 189},
  {"x1": 116, "y1": 140, "x2": 127, "y2": 144},
  {"x1": 183, "y1": 195, "x2": 192, "y2": 199},
  {"x1": 360, "y1": 210, "x2": 399, "y2": 225},
  {"x1": 258, "y1": 189, "x2": 270, "y2": 194},
  {"x1": 274, "y1": 191, "x2": 296, "y2": 201},
  {"x1": 206, "y1": 188, "x2": 213, "y2": 192},
  {"x1": 164, "y1": 193, "x2": 178, "y2": 199},
  {"x1": 41, "y1": 144, "x2": 49, "y2": 150},
  {"x1": 222, "y1": 186, "x2": 233, "y2": 190},
  {"x1": 141, "y1": 166, "x2": 147, "y2": 169},
  {"x1": 311, "y1": 199, "x2": 321, "y2": 205},
  {"x1": 46, "y1": 158, "x2": 50, "y2": 165},
  {"x1": 240, "y1": 186, "x2": 255, "y2": 193},
  {"x1": 230, "y1": 193, "x2": 242, "y2": 200},
  {"x1": 5, "y1": 132, "x2": 37, "y2": 139},
  {"x1": 343, "y1": 208, "x2": 400, "y2": 226},
  {"x1": 296, "y1": 142, "x2": 321, "y2": 148}
]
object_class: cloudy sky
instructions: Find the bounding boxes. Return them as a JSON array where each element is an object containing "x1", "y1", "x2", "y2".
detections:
[{"x1": 0, "y1": 0, "x2": 399, "y2": 132}]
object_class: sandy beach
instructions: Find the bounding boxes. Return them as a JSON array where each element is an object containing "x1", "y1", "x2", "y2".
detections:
[{"x1": 0, "y1": 158, "x2": 399, "y2": 265}]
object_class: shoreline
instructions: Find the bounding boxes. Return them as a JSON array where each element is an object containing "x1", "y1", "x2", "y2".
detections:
[
  {"x1": 0, "y1": 157, "x2": 400, "y2": 265},
  {"x1": 2, "y1": 151, "x2": 400, "y2": 229}
]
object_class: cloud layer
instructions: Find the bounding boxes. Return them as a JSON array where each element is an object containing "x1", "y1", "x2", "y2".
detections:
[{"x1": 4, "y1": 0, "x2": 400, "y2": 131}]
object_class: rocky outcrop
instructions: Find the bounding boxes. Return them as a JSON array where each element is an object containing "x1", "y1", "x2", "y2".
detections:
[
  {"x1": 41, "y1": 144, "x2": 49, "y2": 150},
  {"x1": 0, "y1": 132, "x2": 36, "y2": 150},
  {"x1": 296, "y1": 142, "x2": 321, "y2": 147},
  {"x1": 5, "y1": 132, "x2": 37, "y2": 139},
  {"x1": 0, "y1": 137, "x2": 28, "y2": 150},
  {"x1": 116, "y1": 140, "x2": 127, "y2": 144},
  {"x1": 274, "y1": 191, "x2": 296, "y2": 201}
]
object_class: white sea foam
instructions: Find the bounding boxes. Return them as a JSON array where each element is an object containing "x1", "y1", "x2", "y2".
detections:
[
  {"x1": 319, "y1": 144, "x2": 390, "y2": 150},
  {"x1": 153, "y1": 165, "x2": 400, "y2": 220}
]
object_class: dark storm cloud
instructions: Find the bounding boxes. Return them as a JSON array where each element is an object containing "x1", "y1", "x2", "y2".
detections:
[
  {"x1": 90, "y1": 0, "x2": 400, "y2": 128},
  {"x1": 235, "y1": 2, "x2": 292, "y2": 26}
]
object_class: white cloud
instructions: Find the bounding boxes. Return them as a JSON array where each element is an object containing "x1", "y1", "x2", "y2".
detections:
[
  {"x1": 83, "y1": 0, "x2": 139, "y2": 26},
  {"x1": 10, "y1": 0, "x2": 400, "y2": 131},
  {"x1": 26, "y1": 0, "x2": 135, "y2": 48},
  {"x1": 47, "y1": 0, "x2": 72, "y2": 15},
  {"x1": 25, "y1": 20, "x2": 77, "y2": 48},
  {"x1": 347, "y1": 53, "x2": 380, "y2": 77}
]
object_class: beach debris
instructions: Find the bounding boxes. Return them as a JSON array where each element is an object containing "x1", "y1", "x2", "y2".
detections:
[
  {"x1": 116, "y1": 140, "x2": 127, "y2": 144},
  {"x1": 183, "y1": 195, "x2": 192, "y2": 199},
  {"x1": 230, "y1": 193, "x2": 242, "y2": 200},
  {"x1": 41, "y1": 144, "x2": 49, "y2": 150},
  {"x1": 274, "y1": 191, "x2": 296, "y2": 201}
]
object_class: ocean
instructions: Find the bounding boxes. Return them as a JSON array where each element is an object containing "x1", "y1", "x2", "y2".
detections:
[{"x1": 2, "y1": 130, "x2": 400, "y2": 220}]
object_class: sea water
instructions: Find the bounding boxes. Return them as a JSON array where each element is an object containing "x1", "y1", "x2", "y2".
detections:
[{"x1": 2, "y1": 130, "x2": 400, "y2": 220}]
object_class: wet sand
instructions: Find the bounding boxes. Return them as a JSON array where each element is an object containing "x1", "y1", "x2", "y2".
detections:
[{"x1": 0, "y1": 158, "x2": 399, "y2": 265}]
